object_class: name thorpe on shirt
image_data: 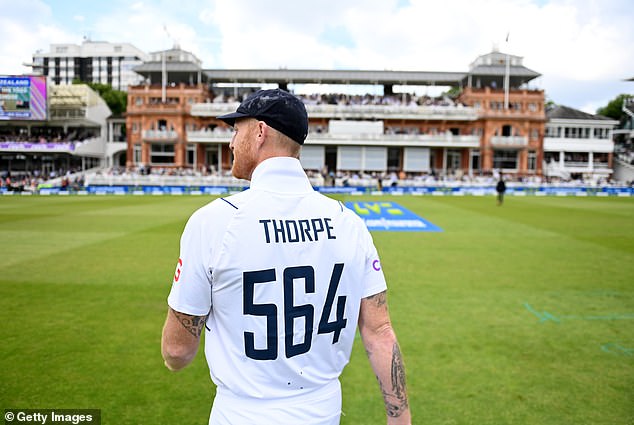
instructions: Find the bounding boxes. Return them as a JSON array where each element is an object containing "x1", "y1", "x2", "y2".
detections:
[{"x1": 259, "y1": 218, "x2": 336, "y2": 244}]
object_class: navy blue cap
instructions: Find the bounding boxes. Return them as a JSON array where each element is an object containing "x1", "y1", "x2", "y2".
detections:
[{"x1": 217, "y1": 88, "x2": 308, "y2": 145}]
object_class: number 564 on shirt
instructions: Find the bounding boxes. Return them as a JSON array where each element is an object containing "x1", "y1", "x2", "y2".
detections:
[{"x1": 243, "y1": 263, "x2": 347, "y2": 360}]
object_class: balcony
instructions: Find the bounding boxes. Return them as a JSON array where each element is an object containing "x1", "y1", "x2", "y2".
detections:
[
  {"x1": 564, "y1": 161, "x2": 609, "y2": 170},
  {"x1": 128, "y1": 102, "x2": 183, "y2": 114},
  {"x1": 187, "y1": 129, "x2": 231, "y2": 143},
  {"x1": 477, "y1": 109, "x2": 544, "y2": 120},
  {"x1": 50, "y1": 109, "x2": 87, "y2": 120},
  {"x1": 308, "y1": 132, "x2": 480, "y2": 146},
  {"x1": 305, "y1": 104, "x2": 478, "y2": 121},
  {"x1": 142, "y1": 130, "x2": 178, "y2": 141},
  {"x1": 190, "y1": 103, "x2": 240, "y2": 117},
  {"x1": 490, "y1": 136, "x2": 528, "y2": 147},
  {"x1": 543, "y1": 137, "x2": 614, "y2": 152},
  {"x1": 190, "y1": 102, "x2": 478, "y2": 121},
  {"x1": 185, "y1": 129, "x2": 480, "y2": 148},
  {"x1": 545, "y1": 160, "x2": 612, "y2": 177}
]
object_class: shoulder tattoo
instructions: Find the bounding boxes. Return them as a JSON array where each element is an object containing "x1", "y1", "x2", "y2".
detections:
[{"x1": 365, "y1": 290, "x2": 387, "y2": 307}]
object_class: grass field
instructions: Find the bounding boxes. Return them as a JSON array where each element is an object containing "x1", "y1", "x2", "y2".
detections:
[{"x1": 0, "y1": 194, "x2": 632, "y2": 425}]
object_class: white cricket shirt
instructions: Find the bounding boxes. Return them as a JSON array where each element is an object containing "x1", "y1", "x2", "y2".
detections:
[{"x1": 167, "y1": 157, "x2": 387, "y2": 423}]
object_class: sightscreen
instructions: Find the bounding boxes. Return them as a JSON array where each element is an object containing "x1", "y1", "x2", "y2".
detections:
[{"x1": 0, "y1": 75, "x2": 48, "y2": 120}]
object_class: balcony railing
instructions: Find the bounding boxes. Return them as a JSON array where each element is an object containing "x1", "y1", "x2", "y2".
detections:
[
  {"x1": 185, "y1": 129, "x2": 480, "y2": 147},
  {"x1": 490, "y1": 136, "x2": 528, "y2": 147},
  {"x1": 49, "y1": 109, "x2": 87, "y2": 119},
  {"x1": 142, "y1": 130, "x2": 179, "y2": 141},
  {"x1": 129, "y1": 103, "x2": 183, "y2": 113},
  {"x1": 477, "y1": 109, "x2": 544, "y2": 119},
  {"x1": 190, "y1": 103, "x2": 240, "y2": 116},
  {"x1": 305, "y1": 104, "x2": 478, "y2": 120},
  {"x1": 187, "y1": 129, "x2": 232, "y2": 143},
  {"x1": 563, "y1": 161, "x2": 590, "y2": 168},
  {"x1": 190, "y1": 102, "x2": 478, "y2": 121},
  {"x1": 560, "y1": 161, "x2": 611, "y2": 171}
]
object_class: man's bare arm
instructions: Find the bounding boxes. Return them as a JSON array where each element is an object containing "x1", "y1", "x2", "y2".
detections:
[
  {"x1": 359, "y1": 291, "x2": 411, "y2": 424},
  {"x1": 161, "y1": 307, "x2": 207, "y2": 371}
]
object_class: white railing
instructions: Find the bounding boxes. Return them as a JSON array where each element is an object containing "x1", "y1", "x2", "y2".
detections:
[
  {"x1": 190, "y1": 102, "x2": 240, "y2": 116},
  {"x1": 185, "y1": 130, "x2": 480, "y2": 147},
  {"x1": 49, "y1": 108, "x2": 87, "y2": 119},
  {"x1": 307, "y1": 133, "x2": 480, "y2": 146},
  {"x1": 305, "y1": 104, "x2": 477, "y2": 120},
  {"x1": 190, "y1": 102, "x2": 478, "y2": 120},
  {"x1": 142, "y1": 130, "x2": 178, "y2": 140},
  {"x1": 563, "y1": 161, "x2": 590, "y2": 168},
  {"x1": 84, "y1": 173, "x2": 325, "y2": 188},
  {"x1": 86, "y1": 173, "x2": 242, "y2": 187},
  {"x1": 491, "y1": 136, "x2": 529, "y2": 147},
  {"x1": 187, "y1": 129, "x2": 232, "y2": 138}
]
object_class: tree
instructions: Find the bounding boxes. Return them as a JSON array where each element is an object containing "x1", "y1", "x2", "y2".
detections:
[
  {"x1": 544, "y1": 98, "x2": 557, "y2": 112},
  {"x1": 443, "y1": 86, "x2": 462, "y2": 98},
  {"x1": 73, "y1": 81, "x2": 128, "y2": 116},
  {"x1": 596, "y1": 94, "x2": 632, "y2": 121}
]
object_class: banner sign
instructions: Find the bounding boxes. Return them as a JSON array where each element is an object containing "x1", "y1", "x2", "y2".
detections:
[
  {"x1": 0, "y1": 76, "x2": 48, "y2": 120},
  {"x1": 345, "y1": 201, "x2": 442, "y2": 232}
]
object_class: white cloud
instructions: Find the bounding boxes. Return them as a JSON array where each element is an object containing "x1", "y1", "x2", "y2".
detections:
[
  {"x1": 209, "y1": 0, "x2": 633, "y2": 108},
  {"x1": 0, "y1": 0, "x2": 78, "y2": 75},
  {"x1": 0, "y1": 0, "x2": 631, "y2": 109},
  {"x1": 89, "y1": 1, "x2": 216, "y2": 66},
  {"x1": 503, "y1": 0, "x2": 633, "y2": 82}
]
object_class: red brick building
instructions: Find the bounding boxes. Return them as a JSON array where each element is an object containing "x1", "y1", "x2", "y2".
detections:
[{"x1": 126, "y1": 49, "x2": 546, "y2": 178}]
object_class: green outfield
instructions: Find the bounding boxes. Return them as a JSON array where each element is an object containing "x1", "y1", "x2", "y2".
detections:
[{"x1": 0, "y1": 194, "x2": 632, "y2": 424}]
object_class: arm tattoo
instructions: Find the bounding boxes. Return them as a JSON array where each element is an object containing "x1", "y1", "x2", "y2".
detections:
[
  {"x1": 365, "y1": 290, "x2": 387, "y2": 307},
  {"x1": 384, "y1": 343, "x2": 409, "y2": 418},
  {"x1": 171, "y1": 309, "x2": 207, "y2": 338}
]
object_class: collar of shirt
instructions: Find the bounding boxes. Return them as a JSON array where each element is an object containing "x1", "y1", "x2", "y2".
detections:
[{"x1": 249, "y1": 157, "x2": 314, "y2": 194}]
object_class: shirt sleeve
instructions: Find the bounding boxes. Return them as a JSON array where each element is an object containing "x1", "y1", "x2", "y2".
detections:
[
  {"x1": 167, "y1": 209, "x2": 212, "y2": 316},
  {"x1": 360, "y1": 223, "x2": 388, "y2": 298}
]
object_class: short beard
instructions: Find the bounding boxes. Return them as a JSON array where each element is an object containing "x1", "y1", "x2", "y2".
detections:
[{"x1": 231, "y1": 144, "x2": 258, "y2": 181}]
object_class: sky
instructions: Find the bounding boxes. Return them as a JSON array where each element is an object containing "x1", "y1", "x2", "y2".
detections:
[{"x1": 1, "y1": 0, "x2": 632, "y2": 114}]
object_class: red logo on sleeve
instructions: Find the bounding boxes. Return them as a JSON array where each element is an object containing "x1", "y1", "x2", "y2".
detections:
[{"x1": 173, "y1": 258, "x2": 183, "y2": 283}]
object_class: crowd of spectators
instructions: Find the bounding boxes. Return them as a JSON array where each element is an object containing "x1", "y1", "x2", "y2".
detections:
[
  {"x1": 87, "y1": 164, "x2": 628, "y2": 188},
  {"x1": 1, "y1": 172, "x2": 43, "y2": 192},
  {"x1": 0, "y1": 169, "x2": 85, "y2": 192},
  {"x1": 3, "y1": 89, "x2": 631, "y2": 189},
  {"x1": 299, "y1": 92, "x2": 460, "y2": 108},
  {"x1": 317, "y1": 168, "x2": 628, "y2": 188},
  {"x1": 0, "y1": 127, "x2": 100, "y2": 144},
  {"x1": 615, "y1": 140, "x2": 634, "y2": 166},
  {"x1": 97, "y1": 165, "x2": 226, "y2": 178},
  {"x1": 208, "y1": 90, "x2": 461, "y2": 109},
  {"x1": 314, "y1": 169, "x2": 543, "y2": 187},
  {"x1": 3, "y1": 164, "x2": 629, "y2": 192}
]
